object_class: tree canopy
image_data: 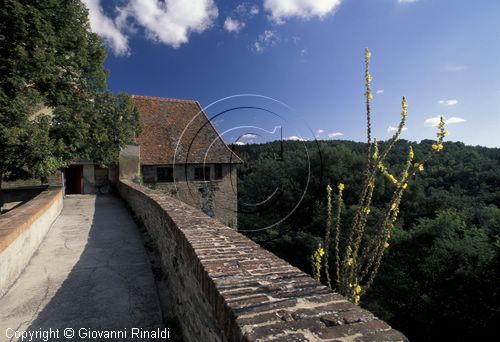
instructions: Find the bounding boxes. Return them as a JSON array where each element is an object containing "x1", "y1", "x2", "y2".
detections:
[
  {"x1": 0, "y1": 0, "x2": 139, "y2": 184},
  {"x1": 235, "y1": 140, "x2": 500, "y2": 341}
]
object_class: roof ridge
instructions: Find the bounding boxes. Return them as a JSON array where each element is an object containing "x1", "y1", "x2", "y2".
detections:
[{"x1": 131, "y1": 95, "x2": 198, "y2": 103}]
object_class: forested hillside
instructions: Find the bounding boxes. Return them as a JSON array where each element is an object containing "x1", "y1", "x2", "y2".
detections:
[{"x1": 235, "y1": 140, "x2": 499, "y2": 341}]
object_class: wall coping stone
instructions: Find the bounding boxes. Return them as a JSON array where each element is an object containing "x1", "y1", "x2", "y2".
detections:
[
  {"x1": 119, "y1": 179, "x2": 408, "y2": 342},
  {"x1": 0, "y1": 187, "x2": 62, "y2": 253}
]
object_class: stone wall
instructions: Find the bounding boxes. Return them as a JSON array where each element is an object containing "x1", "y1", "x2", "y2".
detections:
[
  {"x1": 0, "y1": 187, "x2": 63, "y2": 298},
  {"x1": 118, "y1": 179, "x2": 407, "y2": 342},
  {"x1": 119, "y1": 144, "x2": 140, "y2": 180},
  {"x1": 2, "y1": 186, "x2": 47, "y2": 204},
  {"x1": 143, "y1": 164, "x2": 238, "y2": 227},
  {"x1": 82, "y1": 164, "x2": 96, "y2": 194},
  {"x1": 1, "y1": 171, "x2": 63, "y2": 189}
]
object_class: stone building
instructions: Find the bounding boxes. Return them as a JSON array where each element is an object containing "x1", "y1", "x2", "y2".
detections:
[
  {"x1": 63, "y1": 161, "x2": 116, "y2": 195},
  {"x1": 132, "y1": 95, "x2": 241, "y2": 227}
]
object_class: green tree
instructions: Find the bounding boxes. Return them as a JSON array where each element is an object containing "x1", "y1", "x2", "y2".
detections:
[
  {"x1": 365, "y1": 209, "x2": 499, "y2": 341},
  {"x1": 0, "y1": 1, "x2": 139, "y2": 208},
  {"x1": 236, "y1": 139, "x2": 500, "y2": 340}
]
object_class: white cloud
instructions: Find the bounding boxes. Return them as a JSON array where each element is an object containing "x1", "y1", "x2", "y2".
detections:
[
  {"x1": 234, "y1": 141, "x2": 246, "y2": 146},
  {"x1": 224, "y1": 17, "x2": 245, "y2": 32},
  {"x1": 424, "y1": 116, "x2": 466, "y2": 127},
  {"x1": 376, "y1": 89, "x2": 384, "y2": 94},
  {"x1": 316, "y1": 129, "x2": 324, "y2": 134},
  {"x1": 438, "y1": 99, "x2": 458, "y2": 106},
  {"x1": 328, "y1": 132, "x2": 343, "y2": 138},
  {"x1": 249, "y1": 5, "x2": 260, "y2": 16},
  {"x1": 424, "y1": 117, "x2": 441, "y2": 127},
  {"x1": 85, "y1": 0, "x2": 218, "y2": 54},
  {"x1": 264, "y1": 0, "x2": 342, "y2": 24},
  {"x1": 252, "y1": 30, "x2": 279, "y2": 52},
  {"x1": 83, "y1": 0, "x2": 129, "y2": 56},
  {"x1": 287, "y1": 135, "x2": 306, "y2": 141},
  {"x1": 443, "y1": 65, "x2": 468, "y2": 72},
  {"x1": 225, "y1": 3, "x2": 259, "y2": 34},
  {"x1": 388, "y1": 126, "x2": 408, "y2": 133},
  {"x1": 398, "y1": 0, "x2": 418, "y2": 3},
  {"x1": 446, "y1": 117, "x2": 466, "y2": 124},
  {"x1": 123, "y1": 0, "x2": 218, "y2": 48},
  {"x1": 241, "y1": 133, "x2": 257, "y2": 139},
  {"x1": 236, "y1": 3, "x2": 260, "y2": 17}
]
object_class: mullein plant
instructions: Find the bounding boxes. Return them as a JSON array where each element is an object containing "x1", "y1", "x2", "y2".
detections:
[{"x1": 313, "y1": 48, "x2": 447, "y2": 304}]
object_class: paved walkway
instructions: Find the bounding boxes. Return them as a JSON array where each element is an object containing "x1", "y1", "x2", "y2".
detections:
[{"x1": 0, "y1": 195, "x2": 164, "y2": 341}]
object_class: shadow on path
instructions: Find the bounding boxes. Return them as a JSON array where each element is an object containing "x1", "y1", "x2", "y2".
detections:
[{"x1": 23, "y1": 195, "x2": 165, "y2": 341}]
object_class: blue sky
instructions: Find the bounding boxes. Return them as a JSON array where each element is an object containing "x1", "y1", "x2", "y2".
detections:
[{"x1": 84, "y1": 0, "x2": 500, "y2": 147}]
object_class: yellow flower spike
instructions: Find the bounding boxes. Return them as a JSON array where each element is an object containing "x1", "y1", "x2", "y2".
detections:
[
  {"x1": 326, "y1": 184, "x2": 333, "y2": 194},
  {"x1": 402, "y1": 183, "x2": 408, "y2": 189},
  {"x1": 364, "y1": 207, "x2": 371, "y2": 215},
  {"x1": 409, "y1": 146, "x2": 414, "y2": 160},
  {"x1": 391, "y1": 203, "x2": 397, "y2": 211},
  {"x1": 384, "y1": 242, "x2": 390, "y2": 248},
  {"x1": 354, "y1": 295, "x2": 361, "y2": 304},
  {"x1": 355, "y1": 285, "x2": 362, "y2": 294},
  {"x1": 338, "y1": 183, "x2": 345, "y2": 192},
  {"x1": 418, "y1": 164, "x2": 424, "y2": 172},
  {"x1": 432, "y1": 143, "x2": 444, "y2": 152},
  {"x1": 401, "y1": 96, "x2": 408, "y2": 109},
  {"x1": 373, "y1": 140, "x2": 379, "y2": 160},
  {"x1": 347, "y1": 258, "x2": 354, "y2": 266},
  {"x1": 365, "y1": 48, "x2": 371, "y2": 59}
]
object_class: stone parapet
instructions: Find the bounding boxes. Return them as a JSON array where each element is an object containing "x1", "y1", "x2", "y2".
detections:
[
  {"x1": 0, "y1": 187, "x2": 63, "y2": 298},
  {"x1": 118, "y1": 179, "x2": 407, "y2": 342}
]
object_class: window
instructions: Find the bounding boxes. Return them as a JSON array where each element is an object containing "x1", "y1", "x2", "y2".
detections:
[
  {"x1": 215, "y1": 164, "x2": 223, "y2": 179},
  {"x1": 157, "y1": 167, "x2": 174, "y2": 182},
  {"x1": 194, "y1": 166, "x2": 210, "y2": 181}
]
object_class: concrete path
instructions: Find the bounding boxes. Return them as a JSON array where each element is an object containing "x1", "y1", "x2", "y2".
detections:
[{"x1": 0, "y1": 195, "x2": 164, "y2": 341}]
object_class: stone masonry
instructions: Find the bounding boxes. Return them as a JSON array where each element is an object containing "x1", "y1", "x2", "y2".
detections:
[{"x1": 118, "y1": 179, "x2": 408, "y2": 342}]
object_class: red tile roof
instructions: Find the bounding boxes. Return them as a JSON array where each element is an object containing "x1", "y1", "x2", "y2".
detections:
[{"x1": 133, "y1": 95, "x2": 242, "y2": 165}]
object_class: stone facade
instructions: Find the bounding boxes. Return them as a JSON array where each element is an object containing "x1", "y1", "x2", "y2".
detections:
[
  {"x1": 118, "y1": 179, "x2": 408, "y2": 342},
  {"x1": 132, "y1": 95, "x2": 242, "y2": 228},
  {"x1": 142, "y1": 164, "x2": 238, "y2": 228}
]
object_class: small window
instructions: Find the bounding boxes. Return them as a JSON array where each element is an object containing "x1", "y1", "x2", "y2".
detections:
[
  {"x1": 194, "y1": 166, "x2": 211, "y2": 181},
  {"x1": 215, "y1": 164, "x2": 223, "y2": 179},
  {"x1": 157, "y1": 167, "x2": 174, "y2": 182}
]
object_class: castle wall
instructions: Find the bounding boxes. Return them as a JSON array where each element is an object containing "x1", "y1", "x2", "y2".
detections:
[
  {"x1": 142, "y1": 164, "x2": 238, "y2": 228},
  {"x1": 118, "y1": 179, "x2": 407, "y2": 342}
]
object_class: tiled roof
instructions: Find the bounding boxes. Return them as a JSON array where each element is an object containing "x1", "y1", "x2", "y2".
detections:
[{"x1": 133, "y1": 95, "x2": 242, "y2": 165}]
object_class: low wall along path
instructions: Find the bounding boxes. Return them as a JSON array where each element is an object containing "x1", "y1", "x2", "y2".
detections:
[{"x1": 119, "y1": 179, "x2": 408, "y2": 341}]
